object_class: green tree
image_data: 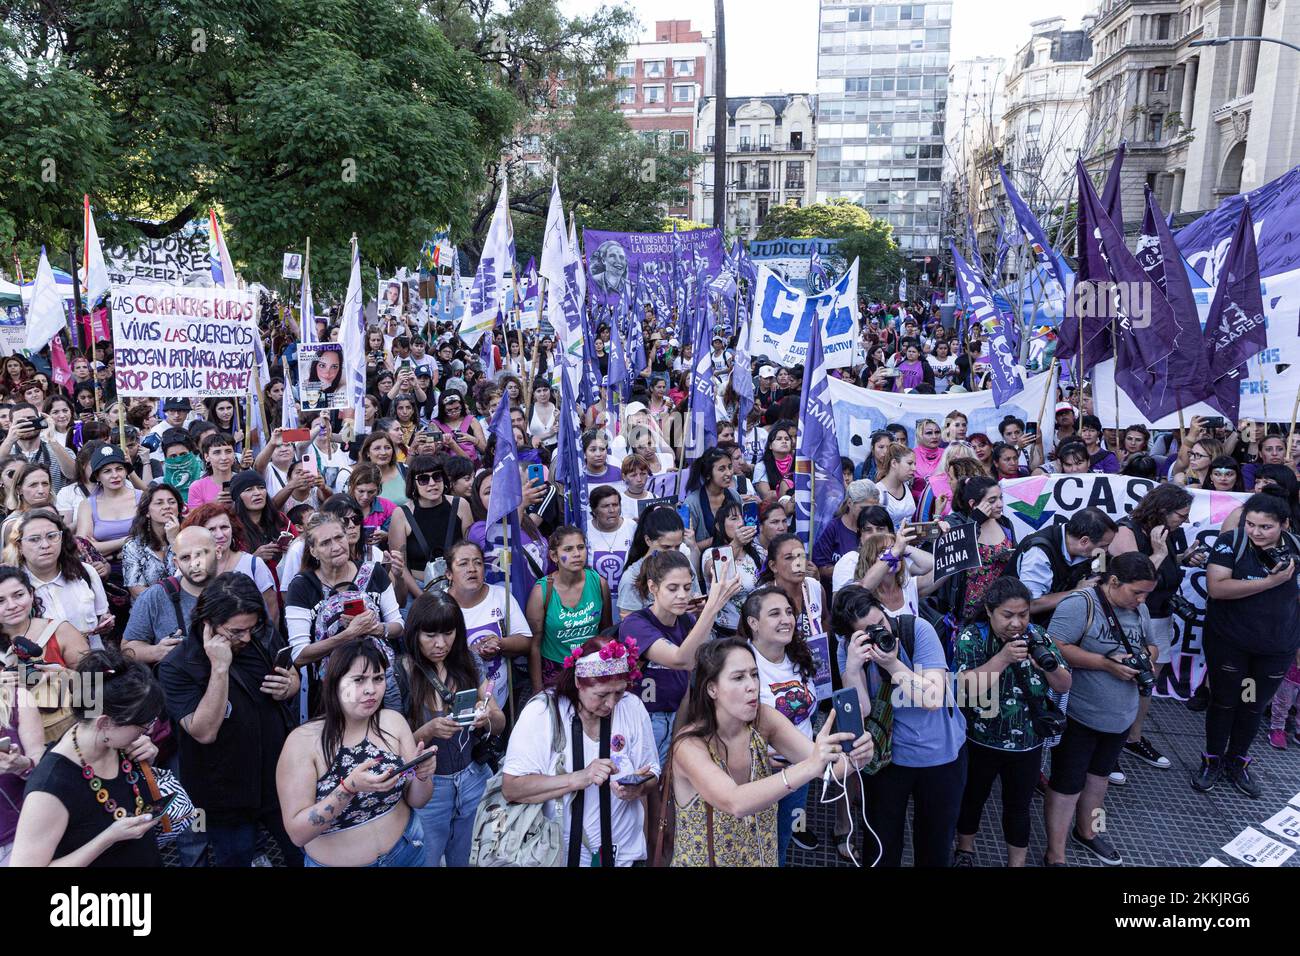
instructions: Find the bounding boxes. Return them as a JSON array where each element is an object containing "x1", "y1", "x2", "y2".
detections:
[
  {"x1": 754, "y1": 198, "x2": 903, "y2": 299},
  {"x1": 1, "y1": 0, "x2": 516, "y2": 292}
]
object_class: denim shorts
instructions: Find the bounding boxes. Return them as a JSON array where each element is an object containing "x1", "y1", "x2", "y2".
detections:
[{"x1": 305, "y1": 812, "x2": 426, "y2": 868}]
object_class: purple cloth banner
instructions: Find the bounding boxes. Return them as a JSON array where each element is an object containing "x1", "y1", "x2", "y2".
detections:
[
  {"x1": 583, "y1": 228, "x2": 726, "y2": 326},
  {"x1": 1176, "y1": 163, "x2": 1300, "y2": 282},
  {"x1": 1203, "y1": 203, "x2": 1269, "y2": 423}
]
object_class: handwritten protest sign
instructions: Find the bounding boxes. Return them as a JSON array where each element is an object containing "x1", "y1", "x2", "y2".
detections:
[{"x1": 110, "y1": 285, "x2": 258, "y2": 397}]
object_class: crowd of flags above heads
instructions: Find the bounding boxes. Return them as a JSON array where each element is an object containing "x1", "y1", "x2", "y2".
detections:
[{"x1": 958, "y1": 147, "x2": 1277, "y2": 427}]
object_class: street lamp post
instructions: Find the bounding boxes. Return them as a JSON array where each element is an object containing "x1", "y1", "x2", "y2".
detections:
[{"x1": 1189, "y1": 35, "x2": 1300, "y2": 56}]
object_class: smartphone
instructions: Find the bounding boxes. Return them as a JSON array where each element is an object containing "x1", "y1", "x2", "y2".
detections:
[
  {"x1": 382, "y1": 749, "x2": 437, "y2": 781},
  {"x1": 616, "y1": 773, "x2": 654, "y2": 787},
  {"x1": 742, "y1": 500, "x2": 759, "y2": 527},
  {"x1": 23, "y1": 417, "x2": 46, "y2": 431},
  {"x1": 0, "y1": 736, "x2": 11, "y2": 753},
  {"x1": 281, "y1": 428, "x2": 311, "y2": 443},
  {"x1": 527, "y1": 463, "x2": 545, "y2": 487},
  {"x1": 144, "y1": 790, "x2": 183, "y2": 819},
  {"x1": 908, "y1": 521, "x2": 943, "y2": 542},
  {"x1": 299, "y1": 454, "x2": 317, "y2": 477},
  {"x1": 342, "y1": 597, "x2": 366, "y2": 617},
  {"x1": 1025, "y1": 421, "x2": 1039, "y2": 437},
  {"x1": 711, "y1": 547, "x2": 731, "y2": 578},
  {"x1": 1202, "y1": 416, "x2": 1226, "y2": 430},
  {"x1": 222, "y1": 480, "x2": 231, "y2": 493},
  {"x1": 675, "y1": 503, "x2": 692, "y2": 528},
  {"x1": 451, "y1": 688, "x2": 479, "y2": 724},
  {"x1": 273, "y1": 646, "x2": 295, "y2": 670},
  {"x1": 831, "y1": 688, "x2": 865, "y2": 752}
]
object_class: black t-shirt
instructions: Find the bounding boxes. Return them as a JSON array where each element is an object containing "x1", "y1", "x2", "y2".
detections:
[
  {"x1": 1117, "y1": 517, "x2": 1186, "y2": 618},
  {"x1": 24, "y1": 752, "x2": 163, "y2": 867},
  {"x1": 159, "y1": 631, "x2": 295, "y2": 824},
  {"x1": 1205, "y1": 530, "x2": 1300, "y2": 655}
]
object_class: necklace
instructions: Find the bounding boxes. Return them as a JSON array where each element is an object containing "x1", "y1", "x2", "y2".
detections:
[{"x1": 72, "y1": 724, "x2": 143, "y2": 820}]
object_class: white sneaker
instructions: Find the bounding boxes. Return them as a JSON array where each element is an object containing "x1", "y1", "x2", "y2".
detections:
[{"x1": 1108, "y1": 770, "x2": 1127, "y2": 786}]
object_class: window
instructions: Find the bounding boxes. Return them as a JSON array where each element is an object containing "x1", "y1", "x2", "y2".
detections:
[
  {"x1": 790, "y1": 130, "x2": 804, "y2": 150},
  {"x1": 671, "y1": 130, "x2": 688, "y2": 149},
  {"x1": 615, "y1": 62, "x2": 634, "y2": 79},
  {"x1": 616, "y1": 86, "x2": 635, "y2": 105},
  {"x1": 1155, "y1": 13, "x2": 1172, "y2": 40},
  {"x1": 737, "y1": 163, "x2": 748, "y2": 188},
  {"x1": 674, "y1": 59, "x2": 693, "y2": 76},
  {"x1": 644, "y1": 60, "x2": 664, "y2": 78},
  {"x1": 644, "y1": 85, "x2": 664, "y2": 104},
  {"x1": 847, "y1": 6, "x2": 871, "y2": 23},
  {"x1": 758, "y1": 198, "x2": 769, "y2": 223},
  {"x1": 1151, "y1": 67, "x2": 1168, "y2": 92},
  {"x1": 525, "y1": 161, "x2": 543, "y2": 177},
  {"x1": 673, "y1": 84, "x2": 693, "y2": 103},
  {"x1": 757, "y1": 162, "x2": 771, "y2": 188},
  {"x1": 523, "y1": 134, "x2": 541, "y2": 152},
  {"x1": 786, "y1": 161, "x2": 805, "y2": 188},
  {"x1": 1147, "y1": 112, "x2": 1164, "y2": 141}
]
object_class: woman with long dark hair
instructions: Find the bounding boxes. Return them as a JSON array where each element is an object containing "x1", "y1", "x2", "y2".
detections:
[
  {"x1": 616, "y1": 504, "x2": 701, "y2": 617},
  {"x1": 754, "y1": 421, "x2": 797, "y2": 500},
  {"x1": 667, "y1": 638, "x2": 870, "y2": 867},
  {"x1": 11, "y1": 649, "x2": 164, "y2": 866},
  {"x1": 121, "y1": 484, "x2": 184, "y2": 597},
  {"x1": 230, "y1": 469, "x2": 295, "y2": 571},
  {"x1": 387, "y1": 455, "x2": 473, "y2": 605},
  {"x1": 0, "y1": 564, "x2": 89, "y2": 670},
  {"x1": 277, "y1": 639, "x2": 435, "y2": 867},
  {"x1": 941, "y1": 476, "x2": 1019, "y2": 627},
  {"x1": 14, "y1": 509, "x2": 114, "y2": 640},
  {"x1": 683, "y1": 447, "x2": 741, "y2": 552},
  {"x1": 700, "y1": 499, "x2": 762, "y2": 635},
  {"x1": 738, "y1": 586, "x2": 821, "y2": 864},
  {"x1": 502, "y1": 633, "x2": 659, "y2": 867},
  {"x1": 388, "y1": 591, "x2": 504, "y2": 867}
]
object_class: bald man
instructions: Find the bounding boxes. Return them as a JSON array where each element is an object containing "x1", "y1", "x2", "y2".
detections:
[{"x1": 123, "y1": 526, "x2": 219, "y2": 664}]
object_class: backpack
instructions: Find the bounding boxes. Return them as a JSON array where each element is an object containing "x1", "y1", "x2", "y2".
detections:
[
  {"x1": 470, "y1": 694, "x2": 568, "y2": 867},
  {"x1": 306, "y1": 561, "x2": 382, "y2": 649}
]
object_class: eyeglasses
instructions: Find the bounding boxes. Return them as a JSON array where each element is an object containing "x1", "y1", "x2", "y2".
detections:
[
  {"x1": 21, "y1": 530, "x2": 62, "y2": 546},
  {"x1": 414, "y1": 473, "x2": 443, "y2": 485},
  {"x1": 339, "y1": 515, "x2": 362, "y2": 527},
  {"x1": 216, "y1": 626, "x2": 256, "y2": 641},
  {"x1": 1189, "y1": 451, "x2": 1210, "y2": 459}
]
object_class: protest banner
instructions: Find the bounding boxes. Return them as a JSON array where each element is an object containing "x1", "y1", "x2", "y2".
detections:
[
  {"x1": 377, "y1": 277, "x2": 403, "y2": 321},
  {"x1": 825, "y1": 369, "x2": 1058, "y2": 461},
  {"x1": 998, "y1": 473, "x2": 1249, "y2": 699},
  {"x1": 0, "y1": 324, "x2": 28, "y2": 356},
  {"x1": 282, "y1": 253, "x2": 303, "y2": 280},
  {"x1": 297, "y1": 343, "x2": 347, "y2": 411},
  {"x1": 110, "y1": 284, "x2": 258, "y2": 397},
  {"x1": 583, "y1": 227, "x2": 726, "y2": 317},
  {"x1": 932, "y1": 522, "x2": 982, "y2": 579},
  {"x1": 748, "y1": 238, "x2": 841, "y2": 293},
  {"x1": 748, "y1": 261, "x2": 861, "y2": 369},
  {"x1": 105, "y1": 222, "x2": 212, "y2": 287}
]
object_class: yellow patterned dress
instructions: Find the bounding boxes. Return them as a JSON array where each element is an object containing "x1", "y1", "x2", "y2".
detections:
[{"x1": 672, "y1": 727, "x2": 779, "y2": 867}]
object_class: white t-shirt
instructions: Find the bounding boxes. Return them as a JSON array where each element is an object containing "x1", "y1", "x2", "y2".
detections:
[
  {"x1": 502, "y1": 692, "x2": 660, "y2": 866},
  {"x1": 881, "y1": 484, "x2": 916, "y2": 529},
  {"x1": 29, "y1": 563, "x2": 109, "y2": 637},
  {"x1": 750, "y1": 644, "x2": 816, "y2": 744},
  {"x1": 232, "y1": 552, "x2": 277, "y2": 594},
  {"x1": 278, "y1": 541, "x2": 386, "y2": 592},
  {"x1": 927, "y1": 355, "x2": 958, "y2": 394},
  {"x1": 585, "y1": 518, "x2": 637, "y2": 597},
  {"x1": 619, "y1": 490, "x2": 653, "y2": 522},
  {"x1": 55, "y1": 483, "x2": 89, "y2": 527},
  {"x1": 458, "y1": 583, "x2": 528, "y2": 711}
]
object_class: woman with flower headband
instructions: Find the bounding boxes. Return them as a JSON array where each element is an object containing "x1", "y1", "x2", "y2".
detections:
[{"x1": 502, "y1": 633, "x2": 659, "y2": 867}]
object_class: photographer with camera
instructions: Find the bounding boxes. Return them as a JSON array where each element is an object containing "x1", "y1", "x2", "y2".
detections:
[
  {"x1": 837, "y1": 586, "x2": 967, "y2": 867},
  {"x1": 1043, "y1": 552, "x2": 1159, "y2": 865},
  {"x1": 952, "y1": 577, "x2": 1071, "y2": 867},
  {"x1": 1010, "y1": 507, "x2": 1117, "y2": 626},
  {"x1": 1195, "y1": 493, "x2": 1300, "y2": 797}
]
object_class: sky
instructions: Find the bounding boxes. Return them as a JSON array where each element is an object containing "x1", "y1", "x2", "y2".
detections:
[{"x1": 562, "y1": 0, "x2": 1096, "y2": 94}]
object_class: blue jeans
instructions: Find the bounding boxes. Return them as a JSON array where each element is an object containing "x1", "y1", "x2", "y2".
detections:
[
  {"x1": 777, "y1": 783, "x2": 810, "y2": 866},
  {"x1": 304, "y1": 813, "x2": 426, "y2": 868},
  {"x1": 206, "y1": 811, "x2": 303, "y2": 868},
  {"x1": 416, "y1": 762, "x2": 490, "y2": 867},
  {"x1": 649, "y1": 711, "x2": 676, "y2": 767}
]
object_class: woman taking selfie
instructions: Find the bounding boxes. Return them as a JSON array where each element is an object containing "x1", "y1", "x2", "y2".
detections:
[
  {"x1": 699, "y1": 499, "x2": 762, "y2": 636},
  {"x1": 10, "y1": 649, "x2": 164, "y2": 866},
  {"x1": 277, "y1": 639, "x2": 436, "y2": 867},
  {"x1": 668, "y1": 638, "x2": 871, "y2": 867},
  {"x1": 502, "y1": 633, "x2": 659, "y2": 867},
  {"x1": 388, "y1": 592, "x2": 504, "y2": 867}
]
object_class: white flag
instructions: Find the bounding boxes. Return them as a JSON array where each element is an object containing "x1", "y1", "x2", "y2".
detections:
[
  {"x1": 462, "y1": 179, "x2": 513, "y2": 347},
  {"x1": 340, "y1": 239, "x2": 368, "y2": 434},
  {"x1": 540, "y1": 175, "x2": 584, "y2": 397},
  {"x1": 83, "y1": 198, "x2": 112, "y2": 308},
  {"x1": 25, "y1": 248, "x2": 67, "y2": 352}
]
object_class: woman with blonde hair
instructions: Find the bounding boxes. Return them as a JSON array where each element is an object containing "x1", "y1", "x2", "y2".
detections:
[
  {"x1": 916, "y1": 443, "x2": 984, "y2": 520},
  {"x1": 852, "y1": 529, "x2": 939, "y2": 616}
]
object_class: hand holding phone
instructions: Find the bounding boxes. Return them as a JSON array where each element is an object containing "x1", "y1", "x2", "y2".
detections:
[{"x1": 381, "y1": 749, "x2": 438, "y2": 782}]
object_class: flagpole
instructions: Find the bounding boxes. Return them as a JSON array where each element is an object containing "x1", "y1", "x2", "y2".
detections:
[
  {"x1": 1035, "y1": 360, "x2": 1057, "y2": 437},
  {"x1": 1258, "y1": 357, "x2": 1270, "y2": 427},
  {"x1": 1288, "y1": 383, "x2": 1300, "y2": 442},
  {"x1": 501, "y1": 515, "x2": 516, "y2": 728},
  {"x1": 1109, "y1": 315, "x2": 1120, "y2": 442}
]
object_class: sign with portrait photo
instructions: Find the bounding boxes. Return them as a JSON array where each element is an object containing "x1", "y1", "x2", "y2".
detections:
[
  {"x1": 297, "y1": 343, "x2": 347, "y2": 411},
  {"x1": 282, "y1": 252, "x2": 303, "y2": 280},
  {"x1": 377, "y1": 276, "x2": 403, "y2": 321}
]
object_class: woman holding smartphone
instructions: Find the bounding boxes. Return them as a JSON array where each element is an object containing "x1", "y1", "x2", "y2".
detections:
[
  {"x1": 277, "y1": 639, "x2": 436, "y2": 867},
  {"x1": 700, "y1": 500, "x2": 761, "y2": 637},
  {"x1": 430, "y1": 392, "x2": 485, "y2": 467}
]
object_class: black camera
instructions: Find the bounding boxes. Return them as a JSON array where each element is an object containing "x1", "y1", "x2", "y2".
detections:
[
  {"x1": 1024, "y1": 631, "x2": 1059, "y2": 672},
  {"x1": 1167, "y1": 591, "x2": 1199, "y2": 621},
  {"x1": 1202, "y1": 416, "x2": 1226, "y2": 430},
  {"x1": 1119, "y1": 651, "x2": 1156, "y2": 698},
  {"x1": 861, "y1": 623, "x2": 897, "y2": 655},
  {"x1": 1261, "y1": 545, "x2": 1293, "y2": 570}
]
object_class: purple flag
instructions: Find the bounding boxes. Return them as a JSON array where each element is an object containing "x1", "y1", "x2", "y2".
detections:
[
  {"x1": 486, "y1": 385, "x2": 522, "y2": 528},
  {"x1": 1136, "y1": 186, "x2": 1214, "y2": 402},
  {"x1": 685, "y1": 263, "x2": 716, "y2": 460},
  {"x1": 1176, "y1": 163, "x2": 1300, "y2": 282},
  {"x1": 795, "y1": 287, "x2": 845, "y2": 546},
  {"x1": 1101, "y1": 141, "x2": 1126, "y2": 231},
  {"x1": 1077, "y1": 161, "x2": 1181, "y2": 420},
  {"x1": 1203, "y1": 202, "x2": 1269, "y2": 423},
  {"x1": 1058, "y1": 160, "x2": 1116, "y2": 373},
  {"x1": 730, "y1": 311, "x2": 754, "y2": 438},
  {"x1": 951, "y1": 242, "x2": 1023, "y2": 406},
  {"x1": 999, "y1": 165, "x2": 1067, "y2": 295},
  {"x1": 553, "y1": 351, "x2": 587, "y2": 534}
]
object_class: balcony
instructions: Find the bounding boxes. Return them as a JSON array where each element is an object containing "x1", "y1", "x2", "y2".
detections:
[{"x1": 785, "y1": 179, "x2": 805, "y2": 190}]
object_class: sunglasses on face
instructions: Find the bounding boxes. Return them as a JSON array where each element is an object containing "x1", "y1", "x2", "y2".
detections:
[
  {"x1": 339, "y1": 514, "x2": 362, "y2": 527},
  {"x1": 415, "y1": 473, "x2": 444, "y2": 485}
]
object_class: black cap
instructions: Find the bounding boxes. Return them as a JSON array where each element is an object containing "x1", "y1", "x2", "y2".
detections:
[{"x1": 89, "y1": 444, "x2": 128, "y2": 481}]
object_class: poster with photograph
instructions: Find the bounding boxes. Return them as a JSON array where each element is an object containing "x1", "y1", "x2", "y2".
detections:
[
  {"x1": 297, "y1": 343, "x2": 347, "y2": 411},
  {"x1": 377, "y1": 276, "x2": 403, "y2": 320},
  {"x1": 282, "y1": 253, "x2": 303, "y2": 280}
]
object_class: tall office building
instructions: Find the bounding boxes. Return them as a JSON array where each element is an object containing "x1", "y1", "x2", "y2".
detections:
[{"x1": 815, "y1": 1, "x2": 953, "y2": 266}]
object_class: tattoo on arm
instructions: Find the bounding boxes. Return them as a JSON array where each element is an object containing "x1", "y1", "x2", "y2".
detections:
[{"x1": 308, "y1": 808, "x2": 325, "y2": 826}]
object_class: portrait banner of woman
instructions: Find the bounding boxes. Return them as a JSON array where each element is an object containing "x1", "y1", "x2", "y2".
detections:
[{"x1": 297, "y1": 344, "x2": 347, "y2": 412}]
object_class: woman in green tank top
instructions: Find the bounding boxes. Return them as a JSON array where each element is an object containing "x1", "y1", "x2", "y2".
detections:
[{"x1": 525, "y1": 526, "x2": 611, "y2": 691}]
